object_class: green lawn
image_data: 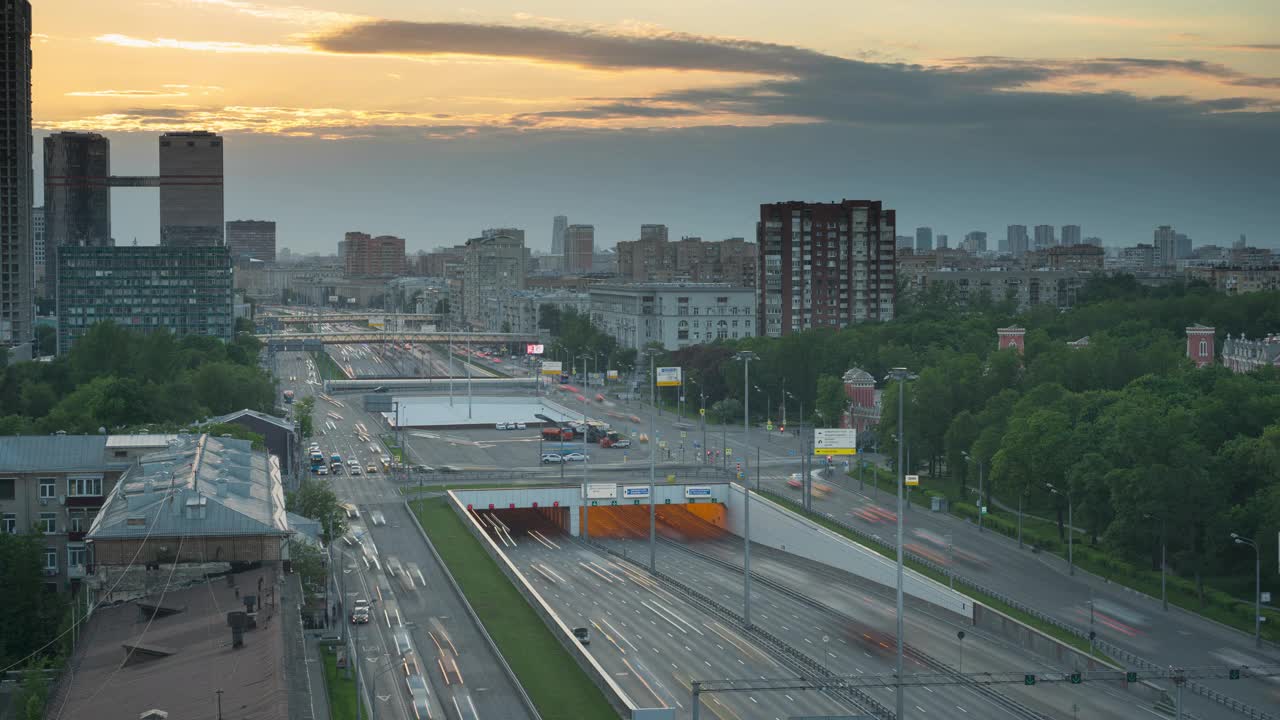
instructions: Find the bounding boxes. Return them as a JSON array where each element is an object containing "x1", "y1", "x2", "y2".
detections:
[
  {"x1": 411, "y1": 497, "x2": 619, "y2": 720},
  {"x1": 311, "y1": 350, "x2": 348, "y2": 380},
  {"x1": 322, "y1": 648, "x2": 359, "y2": 720},
  {"x1": 400, "y1": 482, "x2": 566, "y2": 495}
]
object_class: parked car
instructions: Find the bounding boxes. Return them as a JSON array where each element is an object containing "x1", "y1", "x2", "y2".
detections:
[
  {"x1": 562, "y1": 452, "x2": 589, "y2": 462},
  {"x1": 607, "y1": 439, "x2": 632, "y2": 449},
  {"x1": 514, "y1": 421, "x2": 527, "y2": 430},
  {"x1": 496, "y1": 421, "x2": 511, "y2": 430},
  {"x1": 541, "y1": 453, "x2": 564, "y2": 464}
]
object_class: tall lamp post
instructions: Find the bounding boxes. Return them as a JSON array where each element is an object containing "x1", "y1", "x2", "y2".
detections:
[
  {"x1": 645, "y1": 348, "x2": 663, "y2": 572},
  {"x1": 885, "y1": 367, "x2": 916, "y2": 720},
  {"x1": 735, "y1": 351, "x2": 758, "y2": 627},
  {"x1": 1144, "y1": 513, "x2": 1168, "y2": 611},
  {"x1": 962, "y1": 451, "x2": 984, "y2": 533},
  {"x1": 1045, "y1": 482, "x2": 1074, "y2": 575},
  {"x1": 1230, "y1": 532, "x2": 1262, "y2": 648}
]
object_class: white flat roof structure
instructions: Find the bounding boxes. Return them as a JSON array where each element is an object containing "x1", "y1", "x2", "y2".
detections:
[{"x1": 383, "y1": 395, "x2": 584, "y2": 429}]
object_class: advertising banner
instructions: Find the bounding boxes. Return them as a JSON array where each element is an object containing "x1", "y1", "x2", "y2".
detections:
[
  {"x1": 541, "y1": 360, "x2": 563, "y2": 376},
  {"x1": 656, "y1": 366, "x2": 683, "y2": 387}
]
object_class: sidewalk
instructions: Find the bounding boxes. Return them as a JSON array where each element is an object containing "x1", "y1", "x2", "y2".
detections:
[{"x1": 281, "y1": 572, "x2": 332, "y2": 720}]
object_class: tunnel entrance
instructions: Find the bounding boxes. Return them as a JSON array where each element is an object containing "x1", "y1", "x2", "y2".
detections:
[{"x1": 579, "y1": 503, "x2": 727, "y2": 540}]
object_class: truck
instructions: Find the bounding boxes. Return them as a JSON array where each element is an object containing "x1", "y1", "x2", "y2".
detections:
[{"x1": 541, "y1": 425, "x2": 574, "y2": 441}]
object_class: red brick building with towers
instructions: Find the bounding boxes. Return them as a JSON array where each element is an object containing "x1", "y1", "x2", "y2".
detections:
[
  {"x1": 997, "y1": 326, "x2": 1026, "y2": 354},
  {"x1": 1186, "y1": 324, "x2": 1215, "y2": 367},
  {"x1": 840, "y1": 368, "x2": 880, "y2": 435}
]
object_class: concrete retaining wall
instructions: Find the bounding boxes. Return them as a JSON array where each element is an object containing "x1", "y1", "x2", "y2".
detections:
[
  {"x1": 723, "y1": 484, "x2": 975, "y2": 619},
  {"x1": 444, "y1": 491, "x2": 635, "y2": 719}
]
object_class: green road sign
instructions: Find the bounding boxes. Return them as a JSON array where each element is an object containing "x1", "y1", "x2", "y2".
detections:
[
  {"x1": 1024, "y1": 674, "x2": 1036, "y2": 686},
  {"x1": 1125, "y1": 672, "x2": 1138, "y2": 683},
  {"x1": 591, "y1": 501, "x2": 598, "y2": 506},
  {"x1": 1070, "y1": 673, "x2": 1082, "y2": 684},
  {"x1": 611, "y1": 500, "x2": 618, "y2": 506},
  {"x1": 1229, "y1": 669, "x2": 1241, "y2": 680}
]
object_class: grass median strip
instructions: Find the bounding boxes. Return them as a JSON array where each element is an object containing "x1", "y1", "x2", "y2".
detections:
[
  {"x1": 411, "y1": 496, "x2": 618, "y2": 720},
  {"x1": 322, "y1": 648, "x2": 359, "y2": 720},
  {"x1": 759, "y1": 490, "x2": 1112, "y2": 661}
]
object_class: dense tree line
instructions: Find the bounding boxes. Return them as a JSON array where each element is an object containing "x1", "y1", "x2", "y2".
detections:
[
  {"x1": 643, "y1": 277, "x2": 1280, "y2": 603},
  {"x1": 538, "y1": 305, "x2": 638, "y2": 375},
  {"x1": 0, "y1": 322, "x2": 276, "y2": 435}
]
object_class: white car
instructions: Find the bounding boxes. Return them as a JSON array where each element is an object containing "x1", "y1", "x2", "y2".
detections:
[
  {"x1": 496, "y1": 421, "x2": 511, "y2": 430},
  {"x1": 515, "y1": 421, "x2": 527, "y2": 430},
  {"x1": 562, "y1": 452, "x2": 589, "y2": 462},
  {"x1": 541, "y1": 453, "x2": 564, "y2": 464},
  {"x1": 350, "y1": 466, "x2": 362, "y2": 476}
]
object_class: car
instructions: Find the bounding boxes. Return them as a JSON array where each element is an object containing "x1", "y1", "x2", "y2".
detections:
[
  {"x1": 386, "y1": 556, "x2": 403, "y2": 576},
  {"x1": 349, "y1": 602, "x2": 370, "y2": 624},
  {"x1": 495, "y1": 421, "x2": 511, "y2": 430},
  {"x1": 406, "y1": 674, "x2": 429, "y2": 695},
  {"x1": 393, "y1": 630, "x2": 412, "y2": 655},
  {"x1": 370, "y1": 510, "x2": 386, "y2": 526},
  {"x1": 514, "y1": 421, "x2": 527, "y2": 430},
  {"x1": 367, "y1": 465, "x2": 377, "y2": 473},
  {"x1": 572, "y1": 627, "x2": 590, "y2": 645},
  {"x1": 787, "y1": 473, "x2": 803, "y2": 489},
  {"x1": 437, "y1": 465, "x2": 459, "y2": 473},
  {"x1": 541, "y1": 453, "x2": 564, "y2": 464},
  {"x1": 608, "y1": 439, "x2": 632, "y2": 449},
  {"x1": 350, "y1": 466, "x2": 362, "y2": 476},
  {"x1": 409, "y1": 694, "x2": 432, "y2": 720},
  {"x1": 562, "y1": 452, "x2": 589, "y2": 462},
  {"x1": 317, "y1": 466, "x2": 329, "y2": 476}
]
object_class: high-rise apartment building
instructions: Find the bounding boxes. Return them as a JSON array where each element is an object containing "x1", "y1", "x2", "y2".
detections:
[
  {"x1": 1, "y1": 0, "x2": 34, "y2": 344},
  {"x1": 159, "y1": 131, "x2": 224, "y2": 247},
  {"x1": 43, "y1": 132, "x2": 113, "y2": 296},
  {"x1": 936, "y1": 234, "x2": 949, "y2": 249},
  {"x1": 1007, "y1": 225, "x2": 1029, "y2": 257},
  {"x1": 31, "y1": 206, "x2": 44, "y2": 296},
  {"x1": 551, "y1": 215, "x2": 567, "y2": 255},
  {"x1": 757, "y1": 200, "x2": 896, "y2": 337},
  {"x1": 915, "y1": 227, "x2": 933, "y2": 252},
  {"x1": 225, "y1": 220, "x2": 276, "y2": 262},
  {"x1": 963, "y1": 231, "x2": 988, "y2": 253},
  {"x1": 463, "y1": 230, "x2": 527, "y2": 330},
  {"x1": 615, "y1": 235, "x2": 756, "y2": 286},
  {"x1": 1061, "y1": 224, "x2": 1082, "y2": 246},
  {"x1": 1175, "y1": 232, "x2": 1192, "y2": 260},
  {"x1": 57, "y1": 245, "x2": 233, "y2": 354},
  {"x1": 565, "y1": 224, "x2": 595, "y2": 273},
  {"x1": 1153, "y1": 225, "x2": 1177, "y2": 267},
  {"x1": 341, "y1": 232, "x2": 406, "y2": 277},
  {"x1": 640, "y1": 224, "x2": 669, "y2": 243},
  {"x1": 1034, "y1": 224, "x2": 1055, "y2": 250}
]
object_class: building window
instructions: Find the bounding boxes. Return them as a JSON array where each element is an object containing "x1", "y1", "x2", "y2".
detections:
[
  {"x1": 1199, "y1": 340, "x2": 1207, "y2": 356},
  {"x1": 2, "y1": 513, "x2": 15, "y2": 534},
  {"x1": 0, "y1": 479, "x2": 13, "y2": 500},
  {"x1": 677, "y1": 321, "x2": 689, "y2": 340},
  {"x1": 68, "y1": 545, "x2": 86, "y2": 569},
  {"x1": 68, "y1": 476, "x2": 102, "y2": 497},
  {"x1": 44, "y1": 548, "x2": 57, "y2": 571},
  {"x1": 39, "y1": 478, "x2": 56, "y2": 499},
  {"x1": 39, "y1": 513, "x2": 57, "y2": 534}
]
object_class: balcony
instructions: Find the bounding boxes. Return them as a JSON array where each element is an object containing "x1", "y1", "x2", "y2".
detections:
[
  {"x1": 67, "y1": 565, "x2": 86, "y2": 580},
  {"x1": 66, "y1": 495, "x2": 104, "y2": 508}
]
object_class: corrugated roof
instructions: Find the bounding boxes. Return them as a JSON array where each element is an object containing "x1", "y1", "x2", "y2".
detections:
[
  {"x1": 105, "y1": 434, "x2": 180, "y2": 449},
  {"x1": 88, "y1": 435, "x2": 290, "y2": 540},
  {"x1": 0, "y1": 436, "x2": 110, "y2": 473},
  {"x1": 208, "y1": 409, "x2": 297, "y2": 433}
]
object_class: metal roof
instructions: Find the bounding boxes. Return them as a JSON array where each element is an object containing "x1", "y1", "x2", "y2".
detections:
[
  {"x1": 0, "y1": 436, "x2": 111, "y2": 473},
  {"x1": 88, "y1": 435, "x2": 290, "y2": 540},
  {"x1": 105, "y1": 434, "x2": 180, "y2": 449},
  {"x1": 208, "y1": 408, "x2": 297, "y2": 434}
]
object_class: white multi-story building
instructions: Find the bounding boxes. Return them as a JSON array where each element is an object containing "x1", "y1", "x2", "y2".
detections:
[
  {"x1": 497, "y1": 290, "x2": 590, "y2": 334},
  {"x1": 589, "y1": 283, "x2": 756, "y2": 350}
]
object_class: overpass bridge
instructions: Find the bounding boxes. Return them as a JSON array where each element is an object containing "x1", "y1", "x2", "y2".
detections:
[
  {"x1": 258, "y1": 330, "x2": 540, "y2": 350},
  {"x1": 265, "y1": 312, "x2": 443, "y2": 326}
]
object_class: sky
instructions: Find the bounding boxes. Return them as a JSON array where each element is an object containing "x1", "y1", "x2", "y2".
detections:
[{"x1": 30, "y1": 0, "x2": 1280, "y2": 252}]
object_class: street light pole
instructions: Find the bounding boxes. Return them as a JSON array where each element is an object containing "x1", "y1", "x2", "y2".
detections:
[
  {"x1": 886, "y1": 367, "x2": 915, "y2": 720},
  {"x1": 1231, "y1": 533, "x2": 1262, "y2": 648},
  {"x1": 736, "y1": 351, "x2": 758, "y2": 627},
  {"x1": 647, "y1": 349, "x2": 660, "y2": 573}
]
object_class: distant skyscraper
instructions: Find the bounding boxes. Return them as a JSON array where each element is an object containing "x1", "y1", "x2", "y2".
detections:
[
  {"x1": 1061, "y1": 225, "x2": 1082, "y2": 246},
  {"x1": 1006, "y1": 225, "x2": 1029, "y2": 257},
  {"x1": 1034, "y1": 224, "x2": 1055, "y2": 250},
  {"x1": 31, "y1": 206, "x2": 44, "y2": 297},
  {"x1": 551, "y1": 215, "x2": 567, "y2": 255},
  {"x1": 936, "y1": 234, "x2": 949, "y2": 249},
  {"x1": 160, "y1": 131, "x2": 224, "y2": 246},
  {"x1": 964, "y1": 231, "x2": 988, "y2": 253},
  {"x1": 758, "y1": 200, "x2": 896, "y2": 336},
  {"x1": 43, "y1": 132, "x2": 113, "y2": 296},
  {"x1": 915, "y1": 227, "x2": 933, "y2": 252},
  {"x1": 1154, "y1": 225, "x2": 1177, "y2": 267},
  {"x1": 226, "y1": 220, "x2": 277, "y2": 262},
  {"x1": 1, "y1": 0, "x2": 34, "y2": 344},
  {"x1": 1084, "y1": 236, "x2": 1103, "y2": 247},
  {"x1": 565, "y1": 224, "x2": 595, "y2": 273},
  {"x1": 1235, "y1": 234, "x2": 1247, "y2": 250},
  {"x1": 1174, "y1": 232, "x2": 1192, "y2": 260},
  {"x1": 640, "y1": 224, "x2": 669, "y2": 243}
]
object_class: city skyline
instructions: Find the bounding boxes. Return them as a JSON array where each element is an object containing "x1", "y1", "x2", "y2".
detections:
[{"x1": 26, "y1": 0, "x2": 1280, "y2": 251}]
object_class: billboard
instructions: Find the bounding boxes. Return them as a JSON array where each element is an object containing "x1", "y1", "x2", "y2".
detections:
[
  {"x1": 684, "y1": 486, "x2": 712, "y2": 498},
  {"x1": 656, "y1": 366, "x2": 683, "y2": 387},
  {"x1": 526, "y1": 343, "x2": 545, "y2": 355},
  {"x1": 584, "y1": 483, "x2": 617, "y2": 499},
  {"x1": 368, "y1": 315, "x2": 385, "y2": 329},
  {"x1": 541, "y1": 360, "x2": 563, "y2": 376},
  {"x1": 607, "y1": 369, "x2": 619, "y2": 380},
  {"x1": 813, "y1": 428, "x2": 858, "y2": 455},
  {"x1": 622, "y1": 486, "x2": 651, "y2": 499}
]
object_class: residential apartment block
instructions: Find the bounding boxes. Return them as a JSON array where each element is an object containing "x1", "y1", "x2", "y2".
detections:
[
  {"x1": 57, "y1": 245, "x2": 234, "y2": 354},
  {"x1": 757, "y1": 200, "x2": 896, "y2": 337},
  {"x1": 340, "y1": 232, "x2": 406, "y2": 277},
  {"x1": 589, "y1": 283, "x2": 756, "y2": 350},
  {"x1": 463, "y1": 230, "x2": 527, "y2": 330},
  {"x1": 615, "y1": 234, "x2": 756, "y2": 286},
  {"x1": 919, "y1": 270, "x2": 1086, "y2": 311}
]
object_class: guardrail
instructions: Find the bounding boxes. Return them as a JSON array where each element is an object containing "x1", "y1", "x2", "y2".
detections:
[
  {"x1": 586, "y1": 538, "x2": 894, "y2": 719},
  {"x1": 756, "y1": 489, "x2": 1273, "y2": 720}
]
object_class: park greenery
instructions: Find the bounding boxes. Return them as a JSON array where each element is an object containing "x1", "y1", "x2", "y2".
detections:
[
  {"x1": 538, "y1": 305, "x2": 638, "y2": 376},
  {"x1": 0, "y1": 321, "x2": 276, "y2": 435},
  {"x1": 629, "y1": 277, "x2": 1280, "y2": 623}
]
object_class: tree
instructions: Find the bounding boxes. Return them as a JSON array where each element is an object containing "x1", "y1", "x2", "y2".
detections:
[
  {"x1": 287, "y1": 478, "x2": 347, "y2": 545},
  {"x1": 709, "y1": 398, "x2": 743, "y2": 424},
  {"x1": 288, "y1": 539, "x2": 327, "y2": 597},
  {"x1": 33, "y1": 326, "x2": 55, "y2": 357},
  {"x1": 13, "y1": 661, "x2": 50, "y2": 720},
  {"x1": 814, "y1": 374, "x2": 846, "y2": 428},
  {"x1": 0, "y1": 533, "x2": 62, "y2": 668},
  {"x1": 295, "y1": 396, "x2": 315, "y2": 438}
]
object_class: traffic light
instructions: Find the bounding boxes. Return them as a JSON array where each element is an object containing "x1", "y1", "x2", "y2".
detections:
[
  {"x1": 1229, "y1": 669, "x2": 1241, "y2": 680},
  {"x1": 736, "y1": 462, "x2": 742, "y2": 472},
  {"x1": 1024, "y1": 674, "x2": 1036, "y2": 686},
  {"x1": 779, "y1": 424, "x2": 785, "y2": 433},
  {"x1": 1069, "y1": 673, "x2": 1082, "y2": 685}
]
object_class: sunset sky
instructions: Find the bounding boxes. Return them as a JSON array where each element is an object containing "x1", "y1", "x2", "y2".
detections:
[{"x1": 31, "y1": 0, "x2": 1280, "y2": 251}]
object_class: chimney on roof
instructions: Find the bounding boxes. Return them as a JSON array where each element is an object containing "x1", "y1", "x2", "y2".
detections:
[{"x1": 140, "y1": 711, "x2": 168, "y2": 720}]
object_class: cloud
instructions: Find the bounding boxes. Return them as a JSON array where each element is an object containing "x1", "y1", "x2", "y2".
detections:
[
  {"x1": 66, "y1": 89, "x2": 192, "y2": 98},
  {"x1": 182, "y1": 0, "x2": 363, "y2": 27},
  {"x1": 1214, "y1": 43, "x2": 1280, "y2": 52},
  {"x1": 951, "y1": 56, "x2": 1280, "y2": 90},
  {"x1": 95, "y1": 33, "x2": 316, "y2": 55}
]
